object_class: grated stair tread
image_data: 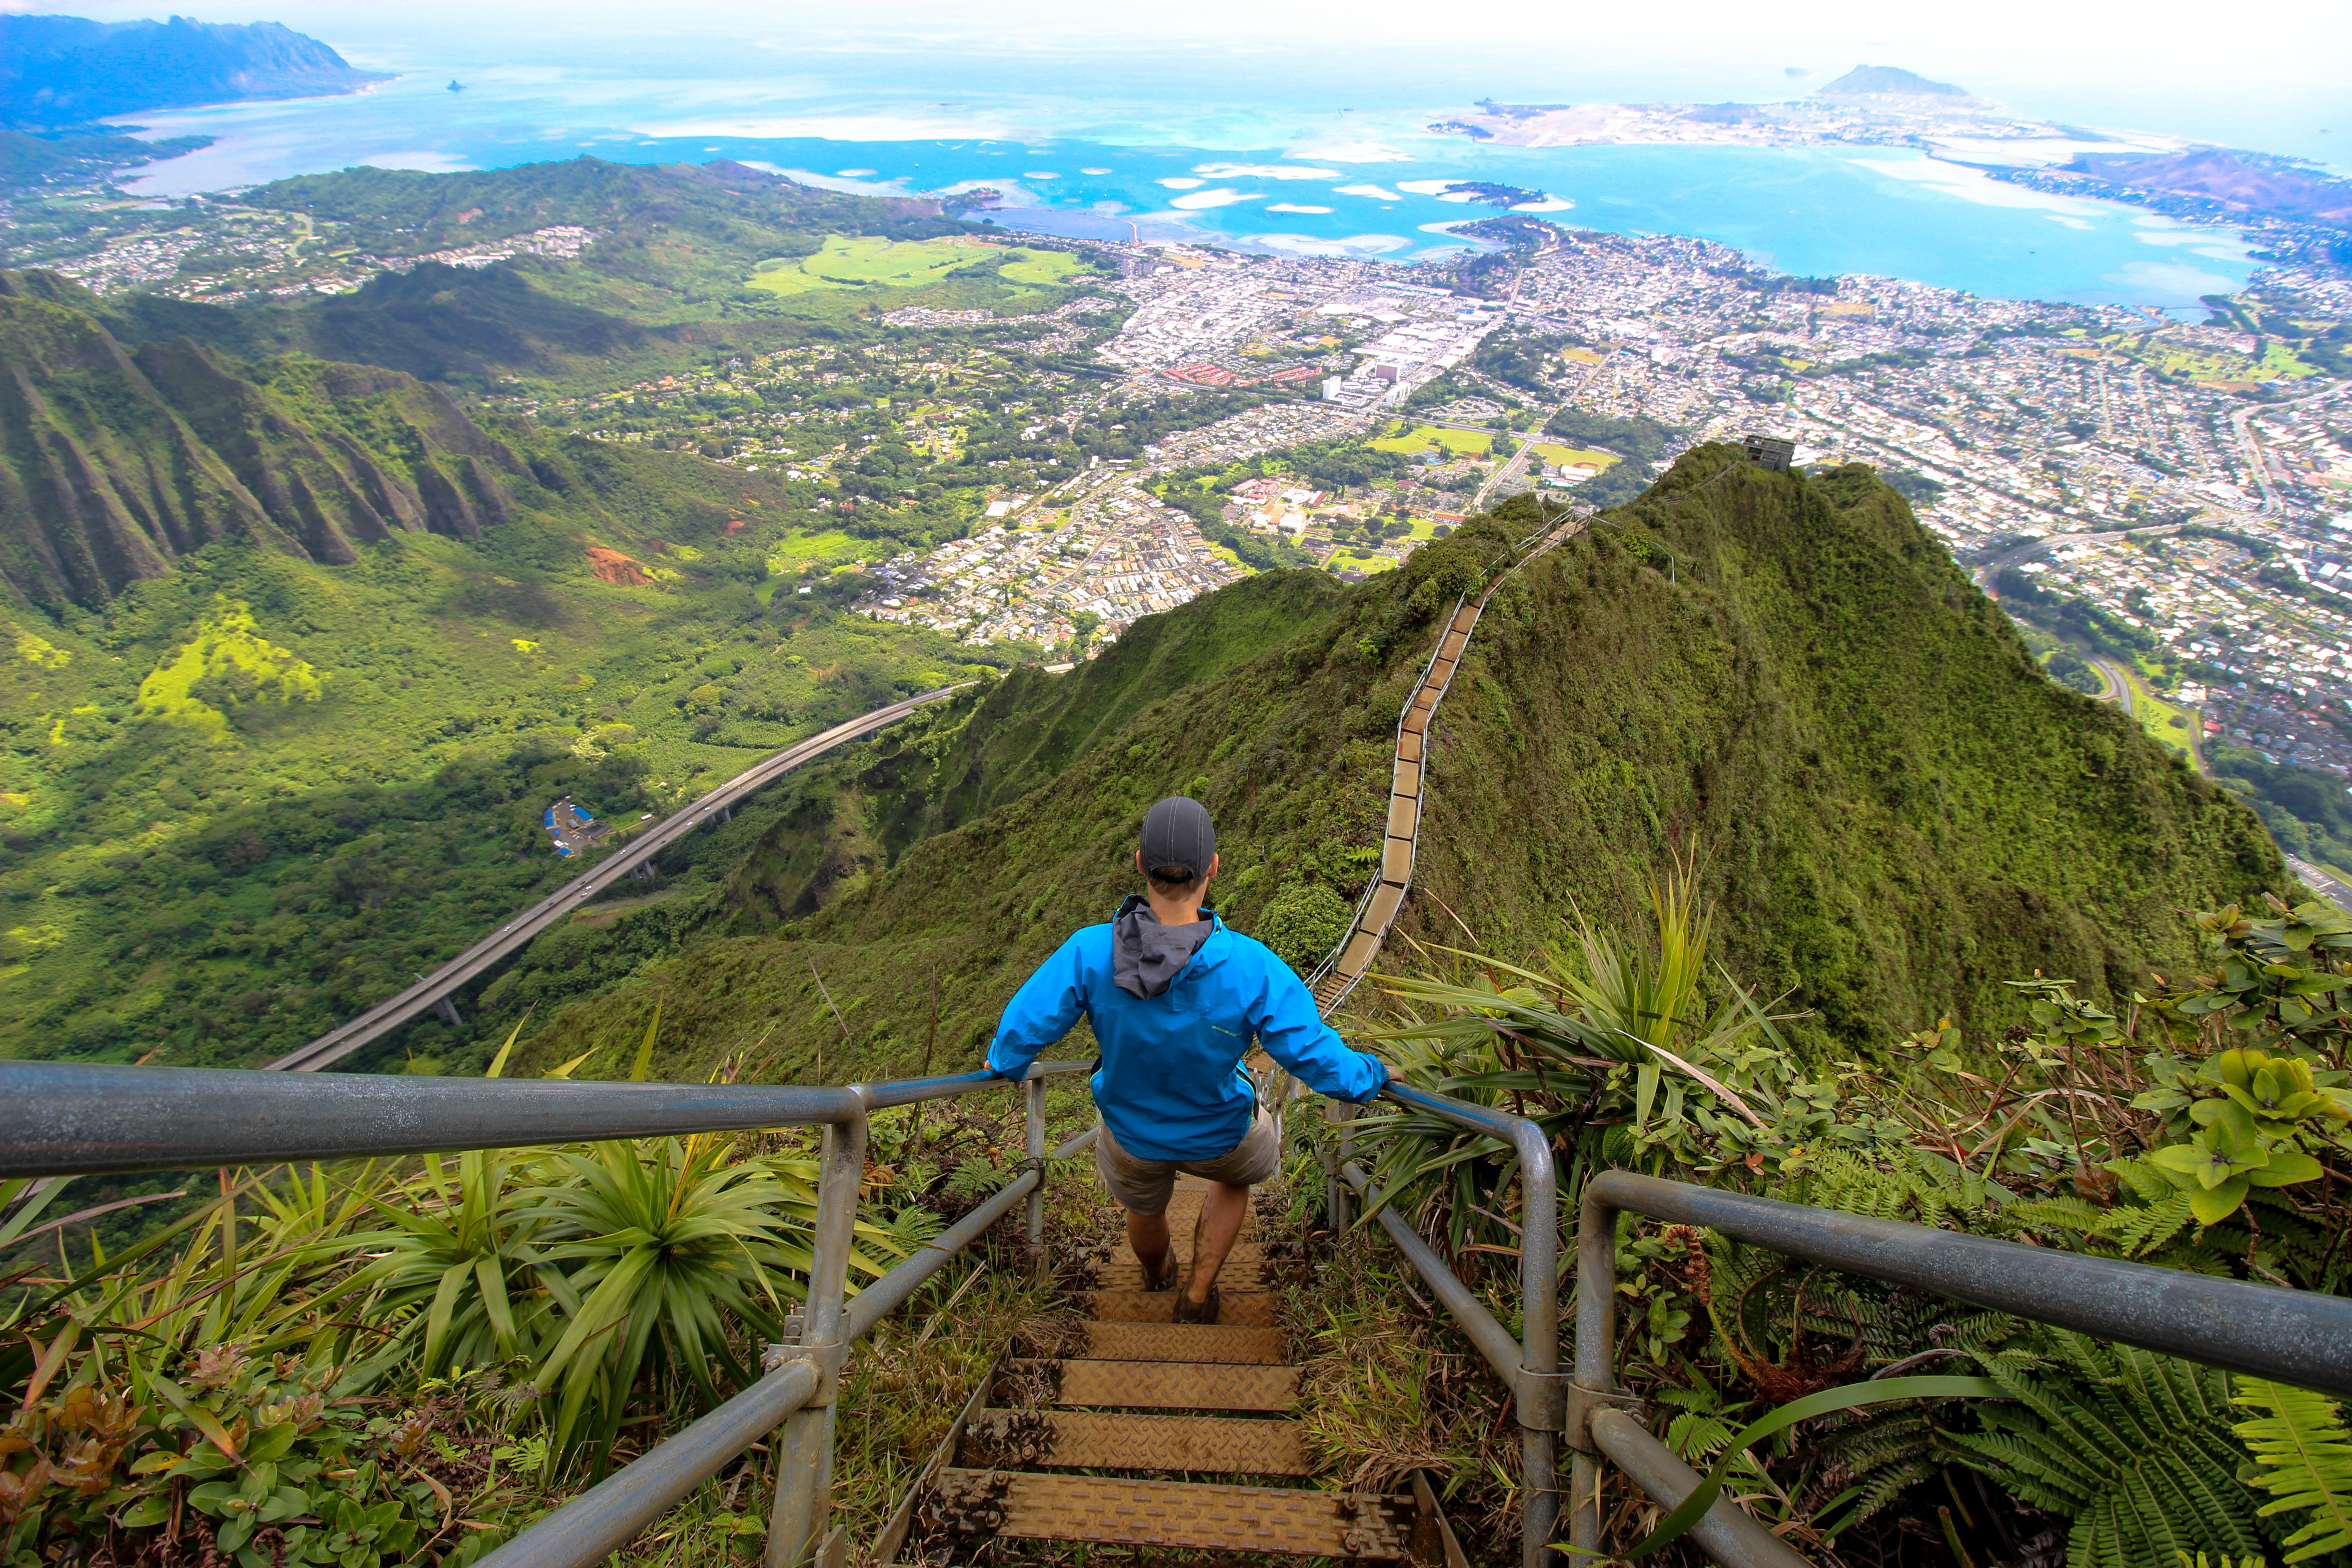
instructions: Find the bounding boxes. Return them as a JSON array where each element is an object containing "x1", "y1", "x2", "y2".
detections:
[
  {"x1": 959, "y1": 1408, "x2": 1310, "y2": 1475},
  {"x1": 1001, "y1": 1357, "x2": 1299, "y2": 1411},
  {"x1": 927, "y1": 1470, "x2": 1412, "y2": 1558},
  {"x1": 1087, "y1": 1288, "x2": 1279, "y2": 1325},
  {"x1": 1081, "y1": 1321, "x2": 1288, "y2": 1364}
]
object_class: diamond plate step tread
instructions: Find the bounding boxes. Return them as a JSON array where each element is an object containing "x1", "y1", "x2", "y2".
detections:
[
  {"x1": 1081, "y1": 1322, "x2": 1287, "y2": 1364},
  {"x1": 1087, "y1": 1289, "x2": 1279, "y2": 1325},
  {"x1": 928, "y1": 1470, "x2": 1412, "y2": 1558},
  {"x1": 1001, "y1": 1358, "x2": 1300, "y2": 1412},
  {"x1": 1095, "y1": 1259, "x2": 1269, "y2": 1290},
  {"x1": 958, "y1": 1409, "x2": 1311, "y2": 1475},
  {"x1": 1117, "y1": 1240, "x2": 1267, "y2": 1264}
]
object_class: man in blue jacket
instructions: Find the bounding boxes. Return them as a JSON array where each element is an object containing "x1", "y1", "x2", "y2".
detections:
[{"x1": 988, "y1": 796, "x2": 1392, "y2": 1323}]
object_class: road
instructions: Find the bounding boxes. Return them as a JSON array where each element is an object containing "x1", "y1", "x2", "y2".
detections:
[
  {"x1": 2287, "y1": 854, "x2": 2352, "y2": 914},
  {"x1": 2087, "y1": 654, "x2": 2136, "y2": 715},
  {"x1": 265, "y1": 685, "x2": 968, "y2": 1073}
]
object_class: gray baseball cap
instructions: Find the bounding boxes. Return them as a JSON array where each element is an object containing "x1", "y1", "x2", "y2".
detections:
[{"x1": 1140, "y1": 796, "x2": 1216, "y2": 880}]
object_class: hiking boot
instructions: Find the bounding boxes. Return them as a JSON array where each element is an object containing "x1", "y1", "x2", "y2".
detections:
[{"x1": 1173, "y1": 1285, "x2": 1221, "y2": 1324}]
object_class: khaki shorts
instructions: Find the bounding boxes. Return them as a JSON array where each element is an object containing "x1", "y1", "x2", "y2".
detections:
[{"x1": 1093, "y1": 1106, "x2": 1283, "y2": 1215}]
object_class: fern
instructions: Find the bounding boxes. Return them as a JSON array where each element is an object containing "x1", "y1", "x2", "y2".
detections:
[
  {"x1": 2232, "y1": 1377, "x2": 2352, "y2": 1563},
  {"x1": 1938, "y1": 1332, "x2": 2265, "y2": 1568}
]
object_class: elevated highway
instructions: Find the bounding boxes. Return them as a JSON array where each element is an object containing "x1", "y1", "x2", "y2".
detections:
[{"x1": 265, "y1": 686, "x2": 967, "y2": 1073}]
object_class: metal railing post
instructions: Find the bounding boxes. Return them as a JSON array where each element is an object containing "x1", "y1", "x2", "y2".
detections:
[
  {"x1": 1518, "y1": 1122, "x2": 1560, "y2": 1568},
  {"x1": 1024, "y1": 1073, "x2": 1048, "y2": 1265},
  {"x1": 1324, "y1": 1098, "x2": 1352, "y2": 1233},
  {"x1": 764, "y1": 1109, "x2": 867, "y2": 1568},
  {"x1": 1570, "y1": 1181, "x2": 1618, "y2": 1560}
]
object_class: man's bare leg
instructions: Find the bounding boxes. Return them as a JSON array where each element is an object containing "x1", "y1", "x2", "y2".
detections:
[
  {"x1": 1127, "y1": 1209, "x2": 1175, "y2": 1282},
  {"x1": 1185, "y1": 1181, "x2": 1250, "y2": 1304}
]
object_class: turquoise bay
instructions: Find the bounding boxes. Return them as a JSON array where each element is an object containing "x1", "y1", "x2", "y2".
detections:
[{"x1": 115, "y1": 65, "x2": 2259, "y2": 313}]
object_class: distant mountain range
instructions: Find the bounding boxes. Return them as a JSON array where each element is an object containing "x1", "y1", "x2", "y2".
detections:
[{"x1": 0, "y1": 14, "x2": 385, "y2": 128}]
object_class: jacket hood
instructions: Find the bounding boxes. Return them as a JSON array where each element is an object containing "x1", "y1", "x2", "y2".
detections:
[{"x1": 1111, "y1": 894, "x2": 1215, "y2": 1000}]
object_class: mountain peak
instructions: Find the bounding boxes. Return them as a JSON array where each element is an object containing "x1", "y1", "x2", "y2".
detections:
[
  {"x1": 0, "y1": 13, "x2": 386, "y2": 128},
  {"x1": 1814, "y1": 64, "x2": 1973, "y2": 99}
]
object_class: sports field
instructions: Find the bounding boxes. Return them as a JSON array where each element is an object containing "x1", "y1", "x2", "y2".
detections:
[
  {"x1": 1369, "y1": 424, "x2": 1494, "y2": 457},
  {"x1": 1531, "y1": 444, "x2": 1619, "y2": 470},
  {"x1": 745, "y1": 236, "x2": 1091, "y2": 297}
]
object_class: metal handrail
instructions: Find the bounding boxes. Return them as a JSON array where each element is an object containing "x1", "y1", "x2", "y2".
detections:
[
  {"x1": 1570, "y1": 1168, "x2": 2352, "y2": 1565},
  {"x1": 0, "y1": 1056, "x2": 1094, "y2": 1568}
]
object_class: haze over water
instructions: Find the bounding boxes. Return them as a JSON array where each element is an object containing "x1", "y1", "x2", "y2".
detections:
[{"x1": 99, "y1": 22, "x2": 2286, "y2": 313}]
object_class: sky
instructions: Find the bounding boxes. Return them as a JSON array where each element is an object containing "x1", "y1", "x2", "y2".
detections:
[{"x1": 11, "y1": 0, "x2": 2351, "y2": 169}]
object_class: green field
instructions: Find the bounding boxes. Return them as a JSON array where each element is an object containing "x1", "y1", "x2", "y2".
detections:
[
  {"x1": 1369, "y1": 424, "x2": 1493, "y2": 457},
  {"x1": 748, "y1": 235, "x2": 985, "y2": 295},
  {"x1": 1531, "y1": 443, "x2": 1619, "y2": 470},
  {"x1": 746, "y1": 236, "x2": 1092, "y2": 299}
]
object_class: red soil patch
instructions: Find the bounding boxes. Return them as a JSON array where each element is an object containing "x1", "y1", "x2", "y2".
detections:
[{"x1": 587, "y1": 547, "x2": 652, "y2": 587}]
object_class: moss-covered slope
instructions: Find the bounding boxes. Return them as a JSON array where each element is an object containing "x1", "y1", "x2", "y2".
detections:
[{"x1": 510, "y1": 450, "x2": 2280, "y2": 1081}]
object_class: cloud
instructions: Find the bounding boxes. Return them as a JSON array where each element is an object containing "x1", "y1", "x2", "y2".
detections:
[
  {"x1": 2045, "y1": 213, "x2": 2094, "y2": 230},
  {"x1": 1395, "y1": 179, "x2": 1461, "y2": 196},
  {"x1": 1333, "y1": 183, "x2": 1403, "y2": 201},
  {"x1": 1510, "y1": 196, "x2": 1574, "y2": 212},
  {"x1": 1248, "y1": 231, "x2": 1415, "y2": 255},
  {"x1": 835, "y1": 167, "x2": 878, "y2": 176},
  {"x1": 1192, "y1": 162, "x2": 1341, "y2": 179},
  {"x1": 1079, "y1": 166, "x2": 1113, "y2": 174},
  {"x1": 1156, "y1": 176, "x2": 1206, "y2": 189},
  {"x1": 1167, "y1": 187, "x2": 1262, "y2": 209},
  {"x1": 1265, "y1": 203, "x2": 1333, "y2": 213},
  {"x1": 1024, "y1": 170, "x2": 1061, "y2": 178}
]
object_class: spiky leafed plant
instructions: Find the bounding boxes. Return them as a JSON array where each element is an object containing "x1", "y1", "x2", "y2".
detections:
[
  {"x1": 519, "y1": 1128, "x2": 906, "y2": 1478},
  {"x1": 1350, "y1": 852, "x2": 1794, "y2": 1259}
]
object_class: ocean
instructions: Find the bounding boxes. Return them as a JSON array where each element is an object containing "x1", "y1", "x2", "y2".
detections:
[{"x1": 111, "y1": 56, "x2": 2259, "y2": 315}]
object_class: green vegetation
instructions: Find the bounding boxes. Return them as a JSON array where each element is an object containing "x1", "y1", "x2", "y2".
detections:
[
  {"x1": 490, "y1": 453, "x2": 2274, "y2": 1090},
  {"x1": 742, "y1": 235, "x2": 1083, "y2": 300},
  {"x1": 1368, "y1": 422, "x2": 1492, "y2": 457},
  {"x1": 0, "y1": 1051, "x2": 1107, "y2": 1568},
  {"x1": 1330, "y1": 862, "x2": 2352, "y2": 1560}
]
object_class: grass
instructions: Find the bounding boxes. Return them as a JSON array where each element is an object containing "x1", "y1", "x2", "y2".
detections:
[
  {"x1": 2117, "y1": 662, "x2": 2201, "y2": 764},
  {"x1": 746, "y1": 236, "x2": 993, "y2": 297},
  {"x1": 743, "y1": 237, "x2": 1088, "y2": 302},
  {"x1": 1368, "y1": 425, "x2": 1494, "y2": 458},
  {"x1": 1529, "y1": 443, "x2": 1619, "y2": 471}
]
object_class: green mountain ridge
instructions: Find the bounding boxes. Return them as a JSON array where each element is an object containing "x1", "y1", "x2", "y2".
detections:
[{"x1": 498, "y1": 456, "x2": 2282, "y2": 1083}]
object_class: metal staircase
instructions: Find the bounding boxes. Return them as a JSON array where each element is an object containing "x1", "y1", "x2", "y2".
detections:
[{"x1": 877, "y1": 1178, "x2": 1446, "y2": 1565}]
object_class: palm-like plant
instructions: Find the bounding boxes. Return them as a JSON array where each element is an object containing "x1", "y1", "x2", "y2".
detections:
[
  {"x1": 520, "y1": 1131, "x2": 900, "y2": 1477},
  {"x1": 1351, "y1": 853, "x2": 1795, "y2": 1260}
]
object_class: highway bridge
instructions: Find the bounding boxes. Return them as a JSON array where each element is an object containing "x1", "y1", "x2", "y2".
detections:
[{"x1": 264, "y1": 685, "x2": 968, "y2": 1073}]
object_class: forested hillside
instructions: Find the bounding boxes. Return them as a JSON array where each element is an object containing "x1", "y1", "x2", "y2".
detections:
[{"x1": 505, "y1": 451, "x2": 2281, "y2": 1081}]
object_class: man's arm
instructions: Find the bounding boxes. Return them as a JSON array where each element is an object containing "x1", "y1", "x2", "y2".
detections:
[
  {"x1": 985, "y1": 934, "x2": 1092, "y2": 1080},
  {"x1": 1248, "y1": 955, "x2": 1390, "y2": 1102}
]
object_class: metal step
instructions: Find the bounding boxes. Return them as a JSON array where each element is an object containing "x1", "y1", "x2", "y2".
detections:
[
  {"x1": 926, "y1": 1470, "x2": 1413, "y2": 1558},
  {"x1": 1087, "y1": 1289, "x2": 1279, "y2": 1325},
  {"x1": 1115, "y1": 1238, "x2": 1267, "y2": 1264},
  {"x1": 959, "y1": 1409, "x2": 1311, "y2": 1475},
  {"x1": 1000, "y1": 1357, "x2": 1299, "y2": 1412},
  {"x1": 1081, "y1": 1322, "x2": 1287, "y2": 1363},
  {"x1": 1095, "y1": 1258, "x2": 1269, "y2": 1289}
]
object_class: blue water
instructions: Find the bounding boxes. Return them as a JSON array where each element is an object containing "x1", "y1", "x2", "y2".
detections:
[{"x1": 114, "y1": 59, "x2": 2259, "y2": 313}]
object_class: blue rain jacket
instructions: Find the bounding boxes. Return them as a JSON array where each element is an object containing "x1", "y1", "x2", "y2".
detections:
[{"x1": 987, "y1": 909, "x2": 1389, "y2": 1162}]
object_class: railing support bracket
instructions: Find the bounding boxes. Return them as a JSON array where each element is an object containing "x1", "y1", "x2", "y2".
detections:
[
  {"x1": 1562, "y1": 1380, "x2": 1644, "y2": 1454},
  {"x1": 762, "y1": 1343, "x2": 848, "y2": 1405}
]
